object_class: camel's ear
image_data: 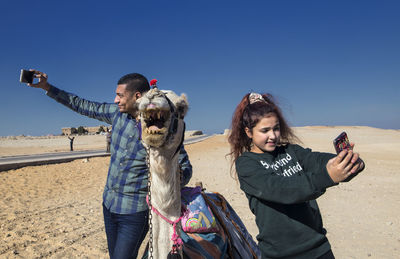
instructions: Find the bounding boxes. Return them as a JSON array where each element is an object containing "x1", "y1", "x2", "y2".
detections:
[{"x1": 176, "y1": 94, "x2": 189, "y2": 118}]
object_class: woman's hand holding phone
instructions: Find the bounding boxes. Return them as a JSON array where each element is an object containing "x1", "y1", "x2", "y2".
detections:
[{"x1": 327, "y1": 132, "x2": 365, "y2": 183}]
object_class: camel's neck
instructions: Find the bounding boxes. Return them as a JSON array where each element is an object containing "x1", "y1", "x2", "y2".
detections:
[
  {"x1": 148, "y1": 148, "x2": 181, "y2": 217},
  {"x1": 147, "y1": 147, "x2": 182, "y2": 258}
]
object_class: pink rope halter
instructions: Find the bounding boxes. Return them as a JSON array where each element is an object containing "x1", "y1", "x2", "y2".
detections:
[{"x1": 146, "y1": 195, "x2": 185, "y2": 253}]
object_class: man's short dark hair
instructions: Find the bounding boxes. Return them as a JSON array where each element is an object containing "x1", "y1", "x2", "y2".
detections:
[{"x1": 118, "y1": 73, "x2": 150, "y2": 94}]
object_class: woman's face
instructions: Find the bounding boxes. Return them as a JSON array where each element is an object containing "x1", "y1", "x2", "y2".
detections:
[{"x1": 245, "y1": 113, "x2": 281, "y2": 153}]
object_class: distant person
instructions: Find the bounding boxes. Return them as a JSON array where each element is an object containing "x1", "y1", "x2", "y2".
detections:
[
  {"x1": 25, "y1": 69, "x2": 193, "y2": 259},
  {"x1": 68, "y1": 136, "x2": 75, "y2": 151},
  {"x1": 228, "y1": 93, "x2": 365, "y2": 259},
  {"x1": 106, "y1": 128, "x2": 111, "y2": 153}
]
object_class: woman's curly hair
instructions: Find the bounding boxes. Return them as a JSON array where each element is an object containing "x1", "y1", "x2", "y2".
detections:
[{"x1": 227, "y1": 93, "x2": 300, "y2": 176}]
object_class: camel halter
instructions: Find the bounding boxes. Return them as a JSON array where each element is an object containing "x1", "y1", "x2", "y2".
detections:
[
  {"x1": 146, "y1": 195, "x2": 185, "y2": 253},
  {"x1": 149, "y1": 82, "x2": 181, "y2": 144}
]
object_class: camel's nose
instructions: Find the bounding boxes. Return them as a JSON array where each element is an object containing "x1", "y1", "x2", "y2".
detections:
[{"x1": 147, "y1": 103, "x2": 156, "y2": 109}]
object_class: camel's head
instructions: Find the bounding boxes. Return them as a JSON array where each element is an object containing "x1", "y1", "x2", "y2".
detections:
[{"x1": 137, "y1": 87, "x2": 188, "y2": 148}]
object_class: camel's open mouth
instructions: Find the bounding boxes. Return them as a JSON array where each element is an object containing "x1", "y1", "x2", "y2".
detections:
[
  {"x1": 142, "y1": 108, "x2": 171, "y2": 135},
  {"x1": 137, "y1": 87, "x2": 187, "y2": 148}
]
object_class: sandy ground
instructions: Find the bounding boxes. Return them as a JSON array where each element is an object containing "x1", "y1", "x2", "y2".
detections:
[{"x1": 0, "y1": 126, "x2": 399, "y2": 258}]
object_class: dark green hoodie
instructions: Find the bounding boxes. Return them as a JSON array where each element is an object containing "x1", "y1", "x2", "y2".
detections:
[{"x1": 236, "y1": 144, "x2": 337, "y2": 259}]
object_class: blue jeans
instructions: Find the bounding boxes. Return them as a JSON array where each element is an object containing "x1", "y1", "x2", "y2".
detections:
[{"x1": 103, "y1": 204, "x2": 149, "y2": 259}]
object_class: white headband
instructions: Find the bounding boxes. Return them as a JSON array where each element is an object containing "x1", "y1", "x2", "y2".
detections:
[{"x1": 249, "y1": 93, "x2": 267, "y2": 104}]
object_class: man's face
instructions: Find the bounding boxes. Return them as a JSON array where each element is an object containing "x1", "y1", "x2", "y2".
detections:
[{"x1": 114, "y1": 84, "x2": 139, "y2": 115}]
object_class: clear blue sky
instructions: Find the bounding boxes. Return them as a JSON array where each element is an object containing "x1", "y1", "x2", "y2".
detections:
[{"x1": 1, "y1": 0, "x2": 399, "y2": 136}]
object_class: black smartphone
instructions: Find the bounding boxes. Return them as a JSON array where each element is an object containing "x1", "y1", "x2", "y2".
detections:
[
  {"x1": 20, "y1": 69, "x2": 35, "y2": 84},
  {"x1": 333, "y1": 132, "x2": 352, "y2": 154}
]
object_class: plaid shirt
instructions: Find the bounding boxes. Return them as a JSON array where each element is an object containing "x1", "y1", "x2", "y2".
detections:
[{"x1": 47, "y1": 85, "x2": 193, "y2": 214}]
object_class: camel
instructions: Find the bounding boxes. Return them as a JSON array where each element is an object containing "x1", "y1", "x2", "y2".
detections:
[
  {"x1": 137, "y1": 86, "x2": 189, "y2": 258},
  {"x1": 137, "y1": 86, "x2": 260, "y2": 258}
]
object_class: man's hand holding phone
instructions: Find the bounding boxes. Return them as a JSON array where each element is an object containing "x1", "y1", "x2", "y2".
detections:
[
  {"x1": 20, "y1": 69, "x2": 50, "y2": 91},
  {"x1": 326, "y1": 132, "x2": 365, "y2": 183}
]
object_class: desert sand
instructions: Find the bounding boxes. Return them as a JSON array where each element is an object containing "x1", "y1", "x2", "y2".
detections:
[{"x1": 0, "y1": 126, "x2": 399, "y2": 258}]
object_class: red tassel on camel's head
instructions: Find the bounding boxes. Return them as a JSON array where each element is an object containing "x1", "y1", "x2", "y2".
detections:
[{"x1": 150, "y1": 79, "x2": 158, "y2": 88}]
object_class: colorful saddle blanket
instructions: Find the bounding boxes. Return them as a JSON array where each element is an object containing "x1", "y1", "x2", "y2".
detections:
[
  {"x1": 181, "y1": 186, "x2": 218, "y2": 233},
  {"x1": 142, "y1": 189, "x2": 260, "y2": 259},
  {"x1": 181, "y1": 190, "x2": 260, "y2": 258}
]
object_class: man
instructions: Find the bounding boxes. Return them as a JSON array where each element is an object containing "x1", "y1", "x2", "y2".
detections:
[
  {"x1": 68, "y1": 136, "x2": 75, "y2": 151},
  {"x1": 27, "y1": 70, "x2": 193, "y2": 259}
]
